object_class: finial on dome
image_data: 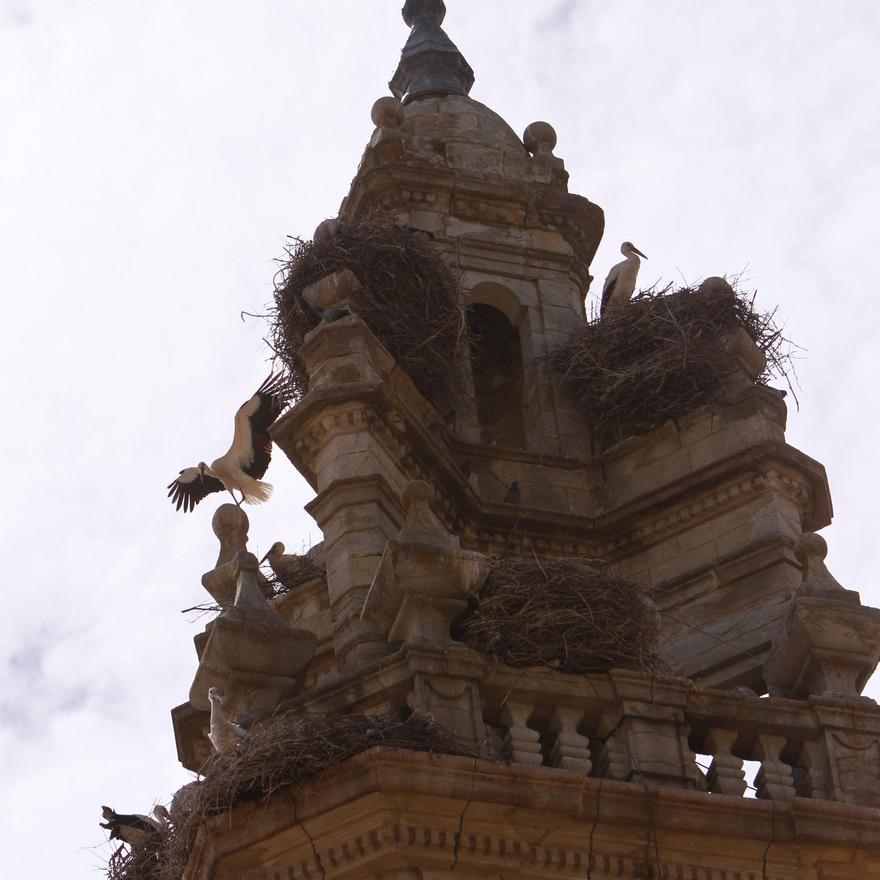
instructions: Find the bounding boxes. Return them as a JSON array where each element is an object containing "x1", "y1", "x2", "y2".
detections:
[
  {"x1": 402, "y1": 0, "x2": 446, "y2": 27},
  {"x1": 391, "y1": 0, "x2": 474, "y2": 104}
]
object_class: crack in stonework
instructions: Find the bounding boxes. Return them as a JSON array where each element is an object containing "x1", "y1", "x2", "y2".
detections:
[
  {"x1": 451, "y1": 758, "x2": 478, "y2": 871},
  {"x1": 293, "y1": 797, "x2": 326, "y2": 880},
  {"x1": 643, "y1": 783, "x2": 663, "y2": 880},
  {"x1": 760, "y1": 803, "x2": 776, "y2": 880},
  {"x1": 585, "y1": 777, "x2": 602, "y2": 880}
]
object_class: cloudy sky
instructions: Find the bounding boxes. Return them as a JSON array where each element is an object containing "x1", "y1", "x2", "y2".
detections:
[{"x1": 1, "y1": 1, "x2": 878, "y2": 876}]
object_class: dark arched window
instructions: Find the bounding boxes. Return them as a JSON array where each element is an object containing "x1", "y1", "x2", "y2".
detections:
[{"x1": 467, "y1": 304, "x2": 525, "y2": 448}]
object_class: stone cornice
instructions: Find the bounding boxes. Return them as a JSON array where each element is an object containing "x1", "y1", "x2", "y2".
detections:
[
  {"x1": 273, "y1": 374, "x2": 832, "y2": 564},
  {"x1": 187, "y1": 748, "x2": 880, "y2": 880},
  {"x1": 342, "y1": 155, "x2": 603, "y2": 278}
]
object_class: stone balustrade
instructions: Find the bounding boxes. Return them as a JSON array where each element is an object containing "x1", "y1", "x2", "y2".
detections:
[
  {"x1": 479, "y1": 668, "x2": 880, "y2": 809},
  {"x1": 274, "y1": 643, "x2": 880, "y2": 812}
]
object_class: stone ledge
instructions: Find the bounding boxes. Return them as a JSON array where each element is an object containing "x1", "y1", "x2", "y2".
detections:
[{"x1": 188, "y1": 748, "x2": 880, "y2": 880}]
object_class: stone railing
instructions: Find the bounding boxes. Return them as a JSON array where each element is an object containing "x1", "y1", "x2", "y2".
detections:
[
  {"x1": 278, "y1": 642, "x2": 880, "y2": 813},
  {"x1": 476, "y1": 663, "x2": 880, "y2": 809}
]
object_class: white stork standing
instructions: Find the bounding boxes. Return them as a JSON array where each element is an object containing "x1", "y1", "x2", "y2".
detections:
[
  {"x1": 207, "y1": 687, "x2": 249, "y2": 752},
  {"x1": 600, "y1": 241, "x2": 648, "y2": 316},
  {"x1": 167, "y1": 374, "x2": 291, "y2": 512}
]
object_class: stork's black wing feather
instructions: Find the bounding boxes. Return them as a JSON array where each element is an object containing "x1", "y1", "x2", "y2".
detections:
[
  {"x1": 166, "y1": 471, "x2": 226, "y2": 513},
  {"x1": 601, "y1": 276, "x2": 617, "y2": 314},
  {"x1": 104, "y1": 813, "x2": 158, "y2": 833},
  {"x1": 238, "y1": 373, "x2": 291, "y2": 480}
]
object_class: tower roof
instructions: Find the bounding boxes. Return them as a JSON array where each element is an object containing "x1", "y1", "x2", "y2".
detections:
[{"x1": 390, "y1": 0, "x2": 475, "y2": 104}]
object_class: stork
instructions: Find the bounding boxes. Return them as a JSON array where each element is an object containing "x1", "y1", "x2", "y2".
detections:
[
  {"x1": 208, "y1": 687, "x2": 248, "y2": 752},
  {"x1": 167, "y1": 373, "x2": 291, "y2": 512},
  {"x1": 100, "y1": 806, "x2": 163, "y2": 847},
  {"x1": 601, "y1": 241, "x2": 648, "y2": 316}
]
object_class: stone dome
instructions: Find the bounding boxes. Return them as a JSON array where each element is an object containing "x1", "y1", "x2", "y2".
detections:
[{"x1": 400, "y1": 93, "x2": 531, "y2": 180}]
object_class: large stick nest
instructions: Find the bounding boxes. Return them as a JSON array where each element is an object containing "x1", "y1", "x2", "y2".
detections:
[
  {"x1": 270, "y1": 217, "x2": 466, "y2": 406},
  {"x1": 548, "y1": 282, "x2": 793, "y2": 446},
  {"x1": 453, "y1": 557, "x2": 666, "y2": 675},
  {"x1": 106, "y1": 712, "x2": 478, "y2": 880}
]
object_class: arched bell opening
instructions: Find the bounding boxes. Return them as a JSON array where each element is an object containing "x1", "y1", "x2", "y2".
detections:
[{"x1": 467, "y1": 303, "x2": 526, "y2": 448}]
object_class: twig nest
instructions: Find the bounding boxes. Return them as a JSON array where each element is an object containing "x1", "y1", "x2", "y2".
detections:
[
  {"x1": 271, "y1": 217, "x2": 465, "y2": 405},
  {"x1": 549, "y1": 283, "x2": 793, "y2": 446},
  {"x1": 105, "y1": 712, "x2": 478, "y2": 880},
  {"x1": 523, "y1": 121, "x2": 557, "y2": 156},
  {"x1": 453, "y1": 557, "x2": 665, "y2": 675}
]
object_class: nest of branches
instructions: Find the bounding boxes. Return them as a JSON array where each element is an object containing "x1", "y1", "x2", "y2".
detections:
[
  {"x1": 549, "y1": 282, "x2": 792, "y2": 446},
  {"x1": 270, "y1": 217, "x2": 466, "y2": 406},
  {"x1": 106, "y1": 712, "x2": 478, "y2": 880},
  {"x1": 266, "y1": 547, "x2": 326, "y2": 596},
  {"x1": 453, "y1": 557, "x2": 666, "y2": 675}
]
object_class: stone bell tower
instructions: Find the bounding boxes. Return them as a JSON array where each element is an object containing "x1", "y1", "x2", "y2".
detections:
[{"x1": 168, "y1": 4, "x2": 880, "y2": 879}]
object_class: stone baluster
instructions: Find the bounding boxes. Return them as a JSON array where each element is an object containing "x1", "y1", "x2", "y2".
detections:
[
  {"x1": 704, "y1": 728, "x2": 747, "y2": 797},
  {"x1": 795, "y1": 739, "x2": 829, "y2": 799},
  {"x1": 500, "y1": 701, "x2": 543, "y2": 766},
  {"x1": 595, "y1": 729, "x2": 632, "y2": 782},
  {"x1": 754, "y1": 734, "x2": 796, "y2": 802},
  {"x1": 548, "y1": 706, "x2": 592, "y2": 773}
]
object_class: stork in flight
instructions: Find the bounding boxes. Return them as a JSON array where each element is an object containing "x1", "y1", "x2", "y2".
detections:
[
  {"x1": 601, "y1": 241, "x2": 648, "y2": 316},
  {"x1": 167, "y1": 373, "x2": 291, "y2": 513}
]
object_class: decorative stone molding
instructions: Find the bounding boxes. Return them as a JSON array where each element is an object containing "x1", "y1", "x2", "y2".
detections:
[
  {"x1": 764, "y1": 533, "x2": 880, "y2": 699},
  {"x1": 189, "y1": 551, "x2": 317, "y2": 721},
  {"x1": 361, "y1": 480, "x2": 489, "y2": 645},
  {"x1": 184, "y1": 748, "x2": 880, "y2": 880}
]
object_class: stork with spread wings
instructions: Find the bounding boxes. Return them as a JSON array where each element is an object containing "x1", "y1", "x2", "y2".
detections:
[{"x1": 167, "y1": 373, "x2": 291, "y2": 512}]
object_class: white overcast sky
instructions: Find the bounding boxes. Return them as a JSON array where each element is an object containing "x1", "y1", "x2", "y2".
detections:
[{"x1": 1, "y1": 2, "x2": 879, "y2": 877}]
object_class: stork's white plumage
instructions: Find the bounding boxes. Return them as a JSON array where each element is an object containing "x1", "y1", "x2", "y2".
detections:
[
  {"x1": 208, "y1": 687, "x2": 248, "y2": 752},
  {"x1": 167, "y1": 374, "x2": 291, "y2": 512},
  {"x1": 601, "y1": 241, "x2": 648, "y2": 315}
]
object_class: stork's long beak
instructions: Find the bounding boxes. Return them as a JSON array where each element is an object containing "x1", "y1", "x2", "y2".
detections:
[{"x1": 633, "y1": 246, "x2": 648, "y2": 260}]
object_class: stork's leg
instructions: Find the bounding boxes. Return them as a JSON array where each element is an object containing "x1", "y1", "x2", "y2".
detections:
[{"x1": 227, "y1": 488, "x2": 242, "y2": 507}]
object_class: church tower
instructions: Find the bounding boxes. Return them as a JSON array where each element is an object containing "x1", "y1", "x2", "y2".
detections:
[{"x1": 159, "y1": 4, "x2": 880, "y2": 879}]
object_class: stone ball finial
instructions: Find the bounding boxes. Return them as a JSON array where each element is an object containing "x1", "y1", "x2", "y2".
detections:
[
  {"x1": 212, "y1": 503, "x2": 249, "y2": 541},
  {"x1": 523, "y1": 121, "x2": 558, "y2": 156},
  {"x1": 698, "y1": 276, "x2": 735, "y2": 296},
  {"x1": 402, "y1": 479, "x2": 434, "y2": 512},
  {"x1": 796, "y1": 532, "x2": 828, "y2": 567},
  {"x1": 371, "y1": 96, "x2": 404, "y2": 130},
  {"x1": 313, "y1": 218, "x2": 341, "y2": 245},
  {"x1": 402, "y1": 0, "x2": 446, "y2": 27},
  {"x1": 795, "y1": 532, "x2": 848, "y2": 596}
]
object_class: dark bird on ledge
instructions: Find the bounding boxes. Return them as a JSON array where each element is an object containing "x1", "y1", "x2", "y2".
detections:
[
  {"x1": 601, "y1": 241, "x2": 648, "y2": 316},
  {"x1": 100, "y1": 806, "x2": 164, "y2": 847},
  {"x1": 503, "y1": 480, "x2": 521, "y2": 505},
  {"x1": 167, "y1": 374, "x2": 291, "y2": 512}
]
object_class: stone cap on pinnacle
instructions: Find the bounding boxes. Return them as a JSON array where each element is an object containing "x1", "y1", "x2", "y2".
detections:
[{"x1": 390, "y1": 0, "x2": 475, "y2": 104}]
